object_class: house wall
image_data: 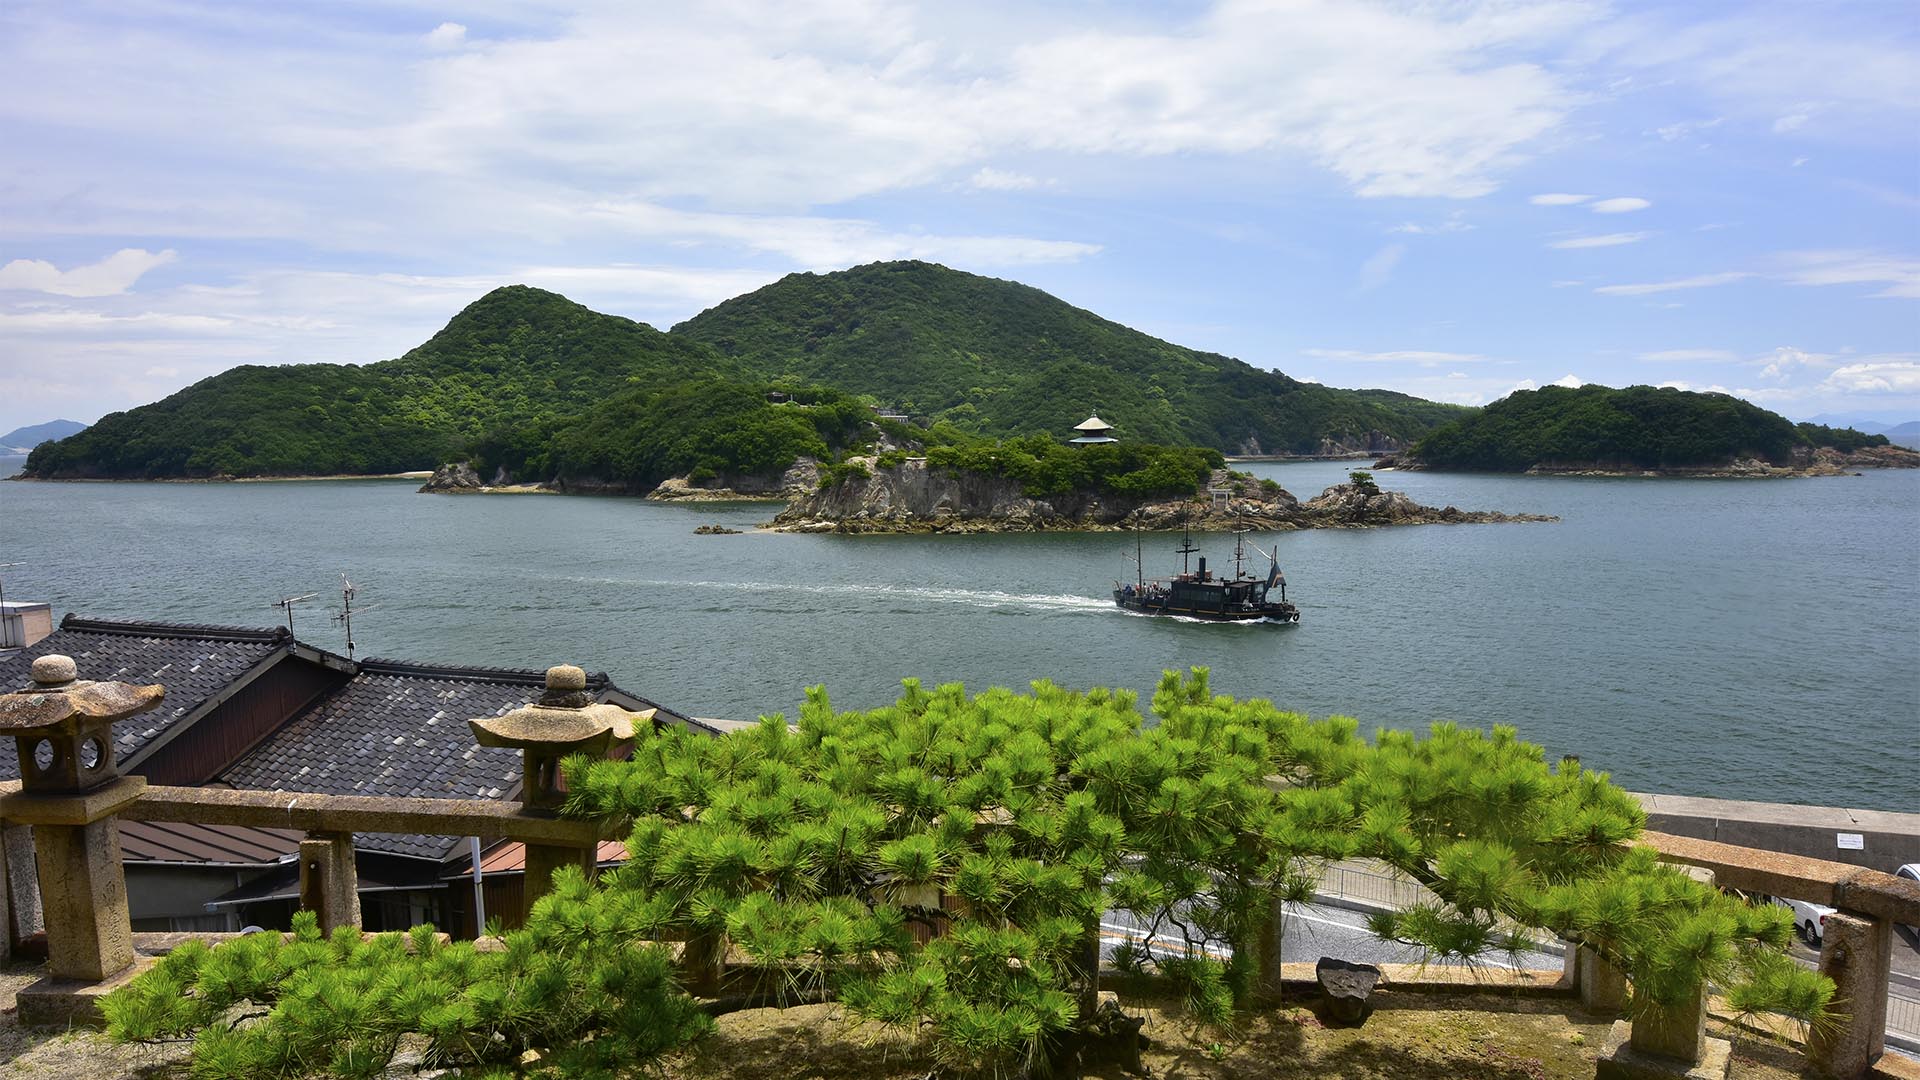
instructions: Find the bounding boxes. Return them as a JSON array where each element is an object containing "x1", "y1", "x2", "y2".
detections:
[
  {"x1": 126, "y1": 865, "x2": 269, "y2": 932},
  {"x1": 138, "y1": 658, "x2": 348, "y2": 785},
  {"x1": 0, "y1": 603, "x2": 53, "y2": 651}
]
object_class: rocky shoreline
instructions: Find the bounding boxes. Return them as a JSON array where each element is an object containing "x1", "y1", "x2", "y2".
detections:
[
  {"x1": 1373, "y1": 443, "x2": 1920, "y2": 478},
  {"x1": 767, "y1": 458, "x2": 1555, "y2": 534}
]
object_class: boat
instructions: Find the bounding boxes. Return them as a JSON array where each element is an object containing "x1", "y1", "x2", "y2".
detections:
[{"x1": 1113, "y1": 522, "x2": 1300, "y2": 623}]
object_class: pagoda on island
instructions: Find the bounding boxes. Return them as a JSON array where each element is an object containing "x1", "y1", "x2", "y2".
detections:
[{"x1": 1069, "y1": 414, "x2": 1117, "y2": 445}]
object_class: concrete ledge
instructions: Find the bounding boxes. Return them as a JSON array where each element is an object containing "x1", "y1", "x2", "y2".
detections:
[
  {"x1": 1273, "y1": 961, "x2": 1572, "y2": 996},
  {"x1": 124, "y1": 786, "x2": 601, "y2": 845},
  {"x1": 15, "y1": 955, "x2": 154, "y2": 1029},
  {"x1": 0, "y1": 776, "x2": 146, "y2": 826},
  {"x1": 1644, "y1": 831, "x2": 1920, "y2": 925},
  {"x1": 1633, "y1": 792, "x2": 1920, "y2": 872}
]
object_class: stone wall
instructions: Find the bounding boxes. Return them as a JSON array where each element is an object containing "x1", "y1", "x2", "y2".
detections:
[{"x1": 1630, "y1": 791, "x2": 1920, "y2": 873}]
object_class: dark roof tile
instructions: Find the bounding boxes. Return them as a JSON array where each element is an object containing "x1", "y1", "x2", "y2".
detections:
[{"x1": 0, "y1": 615, "x2": 289, "y2": 780}]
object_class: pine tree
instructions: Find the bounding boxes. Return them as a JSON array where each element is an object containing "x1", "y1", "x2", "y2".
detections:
[{"x1": 106, "y1": 669, "x2": 1830, "y2": 1077}]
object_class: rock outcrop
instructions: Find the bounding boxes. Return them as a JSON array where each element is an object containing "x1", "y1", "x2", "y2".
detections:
[
  {"x1": 645, "y1": 457, "x2": 822, "y2": 501},
  {"x1": 418, "y1": 462, "x2": 484, "y2": 493},
  {"x1": 767, "y1": 459, "x2": 1554, "y2": 533}
]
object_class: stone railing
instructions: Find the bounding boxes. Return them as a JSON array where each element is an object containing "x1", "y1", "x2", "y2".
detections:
[
  {"x1": 1639, "y1": 830, "x2": 1920, "y2": 1079},
  {"x1": 0, "y1": 657, "x2": 1915, "y2": 1079},
  {"x1": 0, "y1": 656, "x2": 633, "y2": 1027}
]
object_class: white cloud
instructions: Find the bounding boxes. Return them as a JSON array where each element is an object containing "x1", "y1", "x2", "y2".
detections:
[
  {"x1": 1357, "y1": 243, "x2": 1405, "y2": 291},
  {"x1": 1550, "y1": 231, "x2": 1652, "y2": 249},
  {"x1": 423, "y1": 22, "x2": 467, "y2": 50},
  {"x1": 1594, "y1": 271, "x2": 1752, "y2": 295},
  {"x1": 1775, "y1": 251, "x2": 1920, "y2": 299},
  {"x1": 0, "y1": 248, "x2": 178, "y2": 297},
  {"x1": 968, "y1": 167, "x2": 1042, "y2": 191},
  {"x1": 1771, "y1": 111, "x2": 1810, "y2": 134},
  {"x1": 1530, "y1": 193, "x2": 1592, "y2": 205},
  {"x1": 1303, "y1": 348, "x2": 1489, "y2": 366},
  {"x1": 1590, "y1": 196, "x2": 1651, "y2": 213},
  {"x1": 1653, "y1": 117, "x2": 1722, "y2": 141},
  {"x1": 1504, "y1": 372, "x2": 1585, "y2": 395},
  {"x1": 1758, "y1": 345, "x2": 1835, "y2": 379},
  {"x1": 580, "y1": 200, "x2": 1099, "y2": 268},
  {"x1": 1389, "y1": 212, "x2": 1473, "y2": 235},
  {"x1": 1640, "y1": 348, "x2": 1738, "y2": 362},
  {"x1": 1823, "y1": 360, "x2": 1920, "y2": 394},
  {"x1": 206, "y1": 1, "x2": 1594, "y2": 206}
]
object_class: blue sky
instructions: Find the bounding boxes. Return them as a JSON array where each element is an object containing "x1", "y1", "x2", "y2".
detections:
[{"x1": 1, "y1": 0, "x2": 1916, "y2": 435}]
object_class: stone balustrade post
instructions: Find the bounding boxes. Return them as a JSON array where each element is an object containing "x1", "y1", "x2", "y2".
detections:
[
  {"x1": 1807, "y1": 909, "x2": 1891, "y2": 1079},
  {"x1": 1576, "y1": 945, "x2": 1628, "y2": 1013},
  {"x1": 0, "y1": 655, "x2": 164, "y2": 1026},
  {"x1": 298, "y1": 831, "x2": 361, "y2": 934},
  {"x1": 469, "y1": 664, "x2": 645, "y2": 920}
]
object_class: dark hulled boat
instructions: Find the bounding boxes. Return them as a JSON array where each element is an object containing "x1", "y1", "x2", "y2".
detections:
[{"x1": 1113, "y1": 526, "x2": 1299, "y2": 623}]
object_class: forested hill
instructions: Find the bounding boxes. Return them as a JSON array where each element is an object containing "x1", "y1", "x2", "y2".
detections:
[
  {"x1": 25, "y1": 264, "x2": 1472, "y2": 481},
  {"x1": 1405, "y1": 384, "x2": 1895, "y2": 472},
  {"x1": 673, "y1": 260, "x2": 1468, "y2": 454},
  {"x1": 24, "y1": 286, "x2": 737, "y2": 479}
]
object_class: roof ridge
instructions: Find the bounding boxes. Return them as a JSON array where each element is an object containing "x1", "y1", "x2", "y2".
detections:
[
  {"x1": 59, "y1": 614, "x2": 292, "y2": 644},
  {"x1": 356, "y1": 657, "x2": 613, "y2": 687}
]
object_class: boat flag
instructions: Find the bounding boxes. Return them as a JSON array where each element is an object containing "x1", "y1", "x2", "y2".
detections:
[{"x1": 1266, "y1": 565, "x2": 1285, "y2": 589}]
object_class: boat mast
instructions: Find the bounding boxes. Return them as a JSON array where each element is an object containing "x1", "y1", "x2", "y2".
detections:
[{"x1": 1176, "y1": 506, "x2": 1198, "y2": 576}]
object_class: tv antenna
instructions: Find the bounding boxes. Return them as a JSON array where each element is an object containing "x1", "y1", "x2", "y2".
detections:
[
  {"x1": 0, "y1": 563, "x2": 21, "y2": 649},
  {"x1": 272, "y1": 593, "x2": 319, "y2": 635},
  {"x1": 332, "y1": 574, "x2": 378, "y2": 660}
]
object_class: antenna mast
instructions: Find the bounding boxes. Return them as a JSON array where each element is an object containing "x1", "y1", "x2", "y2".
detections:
[
  {"x1": 273, "y1": 592, "x2": 319, "y2": 635},
  {"x1": 331, "y1": 575, "x2": 379, "y2": 660}
]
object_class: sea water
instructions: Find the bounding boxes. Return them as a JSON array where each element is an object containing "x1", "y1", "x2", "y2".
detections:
[{"x1": 1, "y1": 461, "x2": 1914, "y2": 810}]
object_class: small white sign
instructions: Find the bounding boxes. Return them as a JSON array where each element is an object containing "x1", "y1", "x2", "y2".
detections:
[{"x1": 1837, "y1": 833, "x2": 1864, "y2": 850}]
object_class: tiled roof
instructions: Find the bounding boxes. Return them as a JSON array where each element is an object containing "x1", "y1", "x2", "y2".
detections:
[
  {"x1": 0, "y1": 616, "x2": 290, "y2": 781},
  {"x1": 219, "y1": 658, "x2": 673, "y2": 862},
  {"x1": 120, "y1": 819, "x2": 300, "y2": 866}
]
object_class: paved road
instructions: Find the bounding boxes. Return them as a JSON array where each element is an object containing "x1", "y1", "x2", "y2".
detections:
[{"x1": 1098, "y1": 901, "x2": 1563, "y2": 973}]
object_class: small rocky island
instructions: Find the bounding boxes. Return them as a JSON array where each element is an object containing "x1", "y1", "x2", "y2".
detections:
[{"x1": 768, "y1": 459, "x2": 1554, "y2": 534}]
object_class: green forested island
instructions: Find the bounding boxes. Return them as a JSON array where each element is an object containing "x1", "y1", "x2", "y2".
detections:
[
  {"x1": 674, "y1": 261, "x2": 1466, "y2": 452},
  {"x1": 23, "y1": 262, "x2": 1465, "y2": 484},
  {"x1": 1398, "y1": 384, "x2": 1907, "y2": 474}
]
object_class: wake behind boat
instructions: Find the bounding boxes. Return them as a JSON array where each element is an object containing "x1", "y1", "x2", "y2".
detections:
[{"x1": 1113, "y1": 524, "x2": 1299, "y2": 623}]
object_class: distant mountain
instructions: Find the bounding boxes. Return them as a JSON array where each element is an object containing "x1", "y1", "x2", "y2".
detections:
[
  {"x1": 1404, "y1": 384, "x2": 1901, "y2": 473},
  {"x1": 675, "y1": 261, "x2": 1469, "y2": 455},
  {"x1": 0, "y1": 419, "x2": 87, "y2": 454},
  {"x1": 25, "y1": 287, "x2": 735, "y2": 479},
  {"x1": 1888, "y1": 420, "x2": 1920, "y2": 450},
  {"x1": 25, "y1": 263, "x2": 1473, "y2": 482}
]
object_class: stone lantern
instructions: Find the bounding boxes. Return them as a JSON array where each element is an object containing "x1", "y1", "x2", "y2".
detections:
[
  {"x1": 469, "y1": 664, "x2": 650, "y2": 904},
  {"x1": 0, "y1": 655, "x2": 163, "y2": 1013}
]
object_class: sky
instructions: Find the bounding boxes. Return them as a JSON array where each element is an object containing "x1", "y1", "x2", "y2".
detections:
[{"x1": 1, "y1": 0, "x2": 1917, "y2": 436}]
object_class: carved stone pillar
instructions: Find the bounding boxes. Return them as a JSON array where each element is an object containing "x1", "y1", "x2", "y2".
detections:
[
  {"x1": 0, "y1": 655, "x2": 164, "y2": 1026},
  {"x1": 469, "y1": 665, "x2": 645, "y2": 918},
  {"x1": 298, "y1": 831, "x2": 361, "y2": 934},
  {"x1": 1807, "y1": 910, "x2": 1892, "y2": 1079}
]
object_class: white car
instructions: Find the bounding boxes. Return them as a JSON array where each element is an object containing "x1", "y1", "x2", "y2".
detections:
[
  {"x1": 1771, "y1": 895, "x2": 1836, "y2": 946},
  {"x1": 1895, "y1": 864, "x2": 1920, "y2": 934}
]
